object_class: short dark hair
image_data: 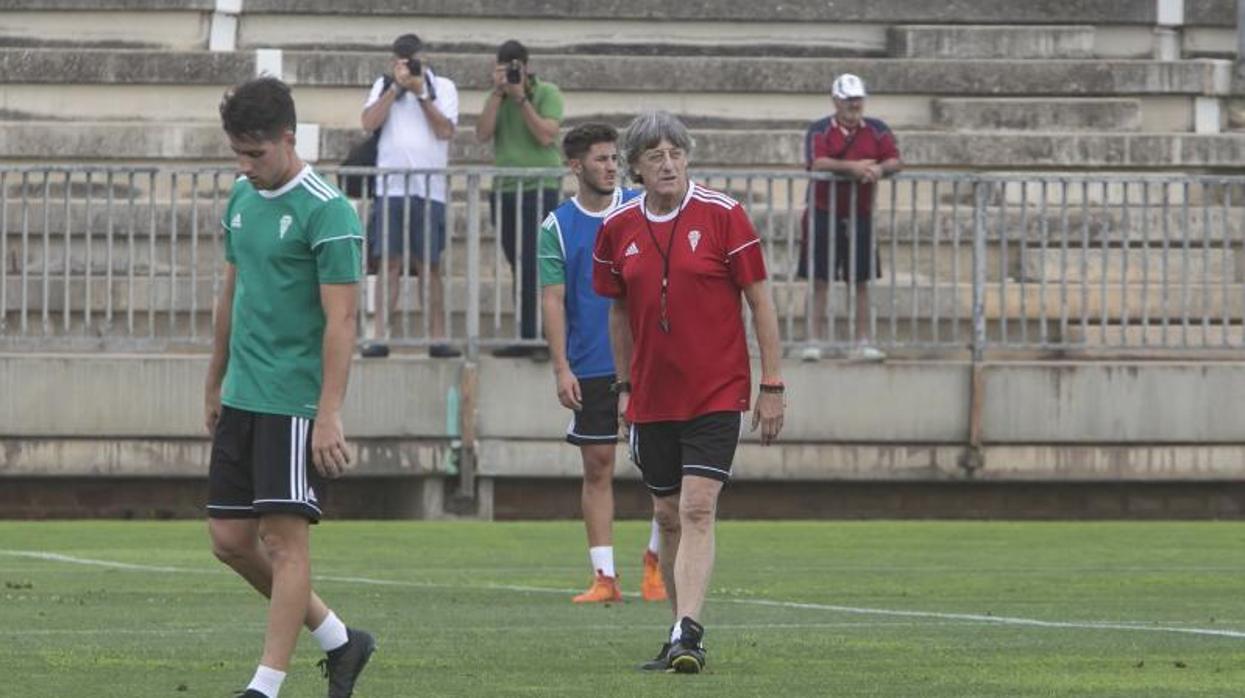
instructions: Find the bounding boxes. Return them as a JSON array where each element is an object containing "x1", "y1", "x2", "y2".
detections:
[
  {"x1": 392, "y1": 33, "x2": 422, "y2": 58},
  {"x1": 562, "y1": 123, "x2": 619, "y2": 161},
  {"x1": 497, "y1": 39, "x2": 528, "y2": 64},
  {"x1": 219, "y1": 77, "x2": 296, "y2": 141}
]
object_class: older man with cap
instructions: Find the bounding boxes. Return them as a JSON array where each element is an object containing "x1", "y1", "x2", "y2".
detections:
[{"x1": 799, "y1": 73, "x2": 902, "y2": 362}]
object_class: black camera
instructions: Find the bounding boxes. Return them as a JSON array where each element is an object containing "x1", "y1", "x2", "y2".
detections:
[
  {"x1": 505, "y1": 60, "x2": 522, "y2": 85},
  {"x1": 406, "y1": 57, "x2": 422, "y2": 75}
]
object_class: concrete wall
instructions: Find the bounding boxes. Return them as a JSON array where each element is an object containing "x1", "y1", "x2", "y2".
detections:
[{"x1": 3, "y1": 355, "x2": 1243, "y2": 481}]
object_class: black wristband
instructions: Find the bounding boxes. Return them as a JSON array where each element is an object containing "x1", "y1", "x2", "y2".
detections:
[
  {"x1": 759, "y1": 383, "x2": 785, "y2": 394},
  {"x1": 611, "y1": 380, "x2": 632, "y2": 395}
]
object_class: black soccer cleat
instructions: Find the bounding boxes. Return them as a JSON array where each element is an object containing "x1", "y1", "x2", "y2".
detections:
[
  {"x1": 667, "y1": 617, "x2": 707, "y2": 674},
  {"x1": 639, "y1": 641, "x2": 673, "y2": 671},
  {"x1": 234, "y1": 690, "x2": 268, "y2": 698},
  {"x1": 318, "y1": 627, "x2": 376, "y2": 698}
]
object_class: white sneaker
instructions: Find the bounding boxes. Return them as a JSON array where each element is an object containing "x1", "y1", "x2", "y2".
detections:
[
  {"x1": 850, "y1": 343, "x2": 886, "y2": 362},
  {"x1": 799, "y1": 344, "x2": 823, "y2": 362}
]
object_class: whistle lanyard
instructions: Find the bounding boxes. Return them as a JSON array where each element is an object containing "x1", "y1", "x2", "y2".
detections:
[{"x1": 642, "y1": 204, "x2": 685, "y2": 334}]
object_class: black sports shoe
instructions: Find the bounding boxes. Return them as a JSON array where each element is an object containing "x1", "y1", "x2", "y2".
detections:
[
  {"x1": 361, "y1": 342, "x2": 390, "y2": 358},
  {"x1": 667, "y1": 617, "x2": 707, "y2": 674},
  {"x1": 234, "y1": 690, "x2": 267, "y2": 698},
  {"x1": 639, "y1": 641, "x2": 672, "y2": 671},
  {"x1": 318, "y1": 627, "x2": 376, "y2": 698},
  {"x1": 491, "y1": 344, "x2": 535, "y2": 358}
]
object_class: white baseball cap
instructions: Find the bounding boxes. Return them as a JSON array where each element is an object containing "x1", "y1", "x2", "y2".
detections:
[{"x1": 831, "y1": 73, "x2": 867, "y2": 100}]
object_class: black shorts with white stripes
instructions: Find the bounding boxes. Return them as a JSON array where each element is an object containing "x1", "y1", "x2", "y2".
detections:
[
  {"x1": 566, "y1": 375, "x2": 619, "y2": 446},
  {"x1": 628, "y1": 411, "x2": 742, "y2": 497},
  {"x1": 207, "y1": 406, "x2": 325, "y2": 522}
]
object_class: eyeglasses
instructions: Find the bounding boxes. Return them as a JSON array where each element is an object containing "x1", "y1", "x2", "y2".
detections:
[{"x1": 641, "y1": 148, "x2": 686, "y2": 166}]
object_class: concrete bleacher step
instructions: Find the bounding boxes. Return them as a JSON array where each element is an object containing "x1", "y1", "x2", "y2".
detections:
[
  {"x1": 1020, "y1": 248, "x2": 1238, "y2": 283},
  {"x1": 889, "y1": 25, "x2": 1095, "y2": 59},
  {"x1": 8, "y1": 121, "x2": 1245, "y2": 169},
  {"x1": 0, "y1": 6, "x2": 212, "y2": 50},
  {"x1": 1064, "y1": 323, "x2": 1245, "y2": 347},
  {"x1": 238, "y1": 0, "x2": 1238, "y2": 26},
  {"x1": 0, "y1": 49, "x2": 1231, "y2": 96},
  {"x1": 932, "y1": 98, "x2": 1142, "y2": 132}
]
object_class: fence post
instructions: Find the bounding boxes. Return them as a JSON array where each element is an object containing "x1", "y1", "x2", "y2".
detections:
[
  {"x1": 959, "y1": 178, "x2": 990, "y2": 477},
  {"x1": 453, "y1": 172, "x2": 483, "y2": 508}
]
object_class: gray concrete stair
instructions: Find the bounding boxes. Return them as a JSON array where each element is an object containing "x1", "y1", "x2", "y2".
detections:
[
  {"x1": 890, "y1": 25, "x2": 1095, "y2": 59},
  {"x1": 8, "y1": 122, "x2": 1245, "y2": 169},
  {"x1": 0, "y1": 49, "x2": 1232, "y2": 96},
  {"x1": 932, "y1": 98, "x2": 1142, "y2": 132}
]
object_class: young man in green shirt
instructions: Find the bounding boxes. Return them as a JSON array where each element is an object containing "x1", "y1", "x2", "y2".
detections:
[
  {"x1": 476, "y1": 39, "x2": 564, "y2": 357},
  {"x1": 205, "y1": 77, "x2": 374, "y2": 698}
]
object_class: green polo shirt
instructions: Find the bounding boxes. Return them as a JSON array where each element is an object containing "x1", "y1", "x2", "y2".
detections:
[
  {"x1": 494, "y1": 77, "x2": 564, "y2": 192},
  {"x1": 219, "y1": 166, "x2": 363, "y2": 419}
]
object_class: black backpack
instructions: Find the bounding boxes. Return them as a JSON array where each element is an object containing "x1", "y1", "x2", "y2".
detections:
[{"x1": 340, "y1": 74, "x2": 396, "y2": 199}]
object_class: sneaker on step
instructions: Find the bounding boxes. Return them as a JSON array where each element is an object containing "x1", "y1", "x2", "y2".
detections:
[
  {"x1": 849, "y1": 343, "x2": 886, "y2": 362},
  {"x1": 799, "y1": 344, "x2": 823, "y2": 362}
]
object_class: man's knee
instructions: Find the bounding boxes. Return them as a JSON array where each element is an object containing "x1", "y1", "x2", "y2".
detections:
[
  {"x1": 209, "y1": 520, "x2": 258, "y2": 567},
  {"x1": 652, "y1": 500, "x2": 681, "y2": 535},
  {"x1": 258, "y1": 517, "x2": 310, "y2": 565},
  {"x1": 679, "y1": 490, "x2": 718, "y2": 529},
  {"x1": 581, "y1": 448, "x2": 614, "y2": 485}
]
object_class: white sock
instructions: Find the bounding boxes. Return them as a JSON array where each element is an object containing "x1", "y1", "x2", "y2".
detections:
[
  {"x1": 669, "y1": 623, "x2": 682, "y2": 643},
  {"x1": 648, "y1": 518, "x2": 661, "y2": 554},
  {"x1": 589, "y1": 546, "x2": 616, "y2": 578},
  {"x1": 247, "y1": 665, "x2": 285, "y2": 697},
  {"x1": 311, "y1": 611, "x2": 350, "y2": 653}
]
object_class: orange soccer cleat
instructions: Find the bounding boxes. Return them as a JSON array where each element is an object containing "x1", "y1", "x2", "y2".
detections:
[
  {"x1": 641, "y1": 550, "x2": 668, "y2": 602},
  {"x1": 572, "y1": 571, "x2": 623, "y2": 604}
]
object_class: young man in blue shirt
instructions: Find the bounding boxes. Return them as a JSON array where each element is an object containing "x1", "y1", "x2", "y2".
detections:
[{"x1": 538, "y1": 123, "x2": 665, "y2": 603}]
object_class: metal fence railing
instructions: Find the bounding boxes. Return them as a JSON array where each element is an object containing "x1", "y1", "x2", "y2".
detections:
[{"x1": 1, "y1": 165, "x2": 1242, "y2": 356}]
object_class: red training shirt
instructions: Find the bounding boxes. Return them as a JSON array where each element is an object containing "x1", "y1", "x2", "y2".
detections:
[
  {"x1": 804, "y1": 115, "x2": 900, "y2": 217},
  {"x1": 592, "y1": 182, "x2": 768, "y2": 423}
]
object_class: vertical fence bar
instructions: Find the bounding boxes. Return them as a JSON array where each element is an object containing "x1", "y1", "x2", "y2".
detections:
[
  {"x1": 209, "y1": 172, "x2": 221, "y2": 338},
  {"x1": 189, "y1": 173, "x2": 200, "y2": 341},
  {"x1": 930, "y1": 179, "x2": 941, "y2": 345},
  {"x1": 105, "y1": 172, "x2": 115, "y2": 332},
  {"x1": 401, "y1": 173, "x2": 413, "y2": 342},
  {"x1": 1079, "y1": 181, "x2": 1090, "y2": 344},
  {"x1": 1180, "y1": 181, "x2": 1190, "y2": 347},
  {"x1": 997, "y1": 181, "x2": 1008, "y2": 346},
  {"x1": 951, "y1": 180, "x2": 961, "y2": 346},
  {"x1": 1038, "y1": 180, "x2": 1049, "y2": 347},
  {"x1": 62, "y1": 172, "x2": 72, "y2": 334},
  {"x1": 908, "y1": 179, "x2": 918, "y2": 343},
  {"x1": 1099, "y1": 181, "x2": 1110, "y2": 344},
  {"x1": 147, "y1": 171, "x2": 157, "y2": 339},
  {"x1": 1140, "y1": 182, "x2": 1151, "y2": 346},
  {"x1": 41, "y1": 172, "x2": 51, "y2": 335},
  {"x1": 1058, "y1": 180, "x2": 1070, "y2": 345},
  {"x1": 1017, "y1": 180, "x2": 1029, "y2": 346},
  {"x1": 492, "y1": 177, "x2": 502, "y2": 342},
  {"x1": 442, "y1": 172, "x2": 456, "y2": 347},
  {"x1": 19, "y1": 172, "x2": 29, "y2": 335},
  {"x1": 84, "y1": 171, "x2": 94, "y2": 335},
  {"x1": 1160, "y1": 181, "x2": 1170, "y2": 345},
  {"x1": 465, "y1": 172, "x2": 481, "y2": 359},
  {"x1": 1201, "y1": 180, "x2": 1212, "y2": 345},
  {"x1": 126, "y1": 172, "x2": 136, "y2": 336},
  {"x1": 972, "y1": 180, "x2": 989, "y2": 360},
  {"x1": 1221, "y1": 185, "x2": 1232, "y2": 346},
  {"x1": 422, "y1": 172, "x2": 433, "y2": 345},
  {"x1": 885, "y1": 180, "x2": 896, "y2": 345},
  {"x1": 797, "y1": 178, "x2": 809, "y2": 345},
  {"x1": 1118, "y1": 180, "x2": 1131, "y2": 348},
  {"x1": 0, "y1": 171, "x2": 7, "y2": 335},
  {"x1": 169, "y1": 172, "x2": 179, "y2": 337}
]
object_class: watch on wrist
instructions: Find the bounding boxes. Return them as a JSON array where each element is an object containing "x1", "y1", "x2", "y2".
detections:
[
  {"x1": 610, "y1": 380, "x2": 632, "y2": 395},
  {"x1": 759, "y1": 382, "x2": 785, "y2": 394}
]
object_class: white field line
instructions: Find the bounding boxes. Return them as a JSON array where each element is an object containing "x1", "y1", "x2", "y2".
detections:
[{"x1": 4, "y1": 549, "x2": 1245, "y2": 641}]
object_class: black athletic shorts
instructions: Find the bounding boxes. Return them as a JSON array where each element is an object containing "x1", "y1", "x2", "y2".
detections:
[
  {"x1": 566, "y1": 375, "x2": 619, "y2": 446},
  {"x1": 207, "y1": 406, "x2": 325, "y2": 522},
  {"x1": 797, "y1": 210, "x2": 881, "y2": 282},
  {"x1": 627, "y1": 411, "x2": 742, "y2": 497}
]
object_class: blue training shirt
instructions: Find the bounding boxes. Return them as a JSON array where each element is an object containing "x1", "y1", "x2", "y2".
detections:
[{"x1": 537, "y1": 187, "x2": 640, "y2": 379}]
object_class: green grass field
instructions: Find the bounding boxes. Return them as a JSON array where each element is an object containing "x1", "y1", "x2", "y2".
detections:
[{"x1": 2, "y1": 520, "x2": 1244, "y2": 697}]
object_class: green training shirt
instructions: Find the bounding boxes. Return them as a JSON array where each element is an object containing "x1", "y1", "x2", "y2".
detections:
[
  {"x1": 219, "y1": 165, "x2": 363, "y2": 419},
  {"x1": 493, "y1": 76, "x2": 564, "y2": 192}
]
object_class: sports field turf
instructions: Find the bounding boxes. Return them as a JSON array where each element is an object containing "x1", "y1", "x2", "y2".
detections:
[{"x1": 1, "y1": 520, "x2": 1243, "y2": 697}]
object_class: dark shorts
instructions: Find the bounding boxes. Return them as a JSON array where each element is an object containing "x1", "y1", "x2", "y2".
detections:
[
  {"x1": 566, "y1": 375, "x2": 619, "y2": 446},
  {"x1": 367, "y1": 195, "x2": 447, "y2": 265},
  {"x1": 627, "y1": 411, "x2": 742, "y2": 497},
  {"x1": 207, "y1": 406, "x2": 325, "y2": 522},
  {"x1": 797, "y1": 210, "x2": 881, "y2": 282}
]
